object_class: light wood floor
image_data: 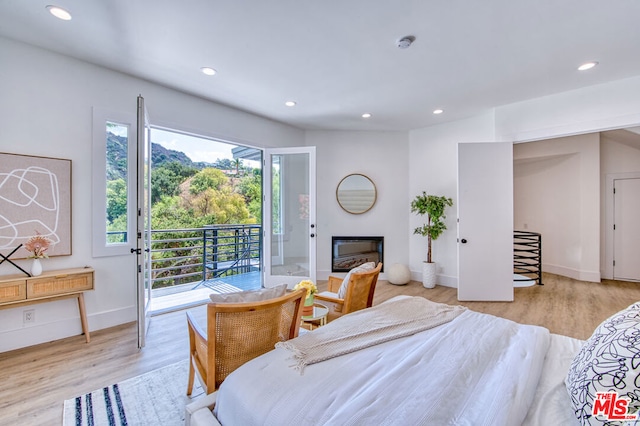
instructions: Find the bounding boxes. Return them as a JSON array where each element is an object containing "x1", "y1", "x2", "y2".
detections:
[{"x1": 1, "y1": 273, "x2": 639, "y2": 426}]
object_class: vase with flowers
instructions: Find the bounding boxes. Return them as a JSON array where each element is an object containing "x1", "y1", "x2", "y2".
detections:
[
  {"x1": 294, "y1": 279, "x2": 317, "y2": 316},
  {"x1": 24, "y1": 232, "x2": 53, "y2": 277}
]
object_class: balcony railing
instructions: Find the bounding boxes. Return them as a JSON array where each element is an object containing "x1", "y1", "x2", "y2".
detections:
[
  {"x1": 111, "y1": 225, "x2": 262, "y2": 289},
  {"x1": 150, "y1": 225, "x2": 261, "y2": 289}
]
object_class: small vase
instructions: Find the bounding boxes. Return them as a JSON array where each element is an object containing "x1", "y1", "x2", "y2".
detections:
[
  {"x1": 302, "y1": 294, "x2": 314, "y2": 316},
  {"x1": 31, "y1": 258, "x2": 43, "y2": 277}
]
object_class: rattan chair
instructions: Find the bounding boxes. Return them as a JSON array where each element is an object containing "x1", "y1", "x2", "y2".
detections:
[
  {"x1": 186, "y1": 288, "x2": 306, "y2": 395},
  {"x1": 315, "y1": 262, "x2": 382, "y2": 322}
]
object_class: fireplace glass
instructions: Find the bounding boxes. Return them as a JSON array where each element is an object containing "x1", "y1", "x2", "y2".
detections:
[{"x1": 331, "y1": 236, "x2": 383, "y2": 272}]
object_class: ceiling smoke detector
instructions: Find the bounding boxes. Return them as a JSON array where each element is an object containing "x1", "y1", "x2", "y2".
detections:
[{"x1": 396, "y1": 35, "x2": 415, "y2": 49}]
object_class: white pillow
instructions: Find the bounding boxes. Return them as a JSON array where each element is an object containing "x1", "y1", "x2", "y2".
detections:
[
  {"x1": 210, "y1": 284, "x2": 287, "y2": 304},
  {"x1": 565, "y1": 301, "x2": 640, "y2": 425},
  {"x1": 337, "y1": 262, "x2": 376, "y2": 299}
]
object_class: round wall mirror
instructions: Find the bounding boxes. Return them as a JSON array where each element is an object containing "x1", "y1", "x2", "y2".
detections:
[{"x1": 336, "y1": 174, "x2": 377, "y2": 214}]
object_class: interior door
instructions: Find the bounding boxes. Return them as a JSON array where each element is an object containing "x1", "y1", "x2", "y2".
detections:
[
  {"x1": 263, "y1": 147, "x2": 316, "y2": 288},
  {"x1": 614, "y1": 178, "x2": 640, "y2": 281},
  {"x1": 457, "y1": 142, "x2": 514, "y2": 301},
  {"x1": 136, "y1": 95, "x2": 152, "y2": 348}
]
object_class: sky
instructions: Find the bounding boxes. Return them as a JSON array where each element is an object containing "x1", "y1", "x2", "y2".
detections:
[{"x1": 150, "y1": 128, "x2": 260, "y2": 168}]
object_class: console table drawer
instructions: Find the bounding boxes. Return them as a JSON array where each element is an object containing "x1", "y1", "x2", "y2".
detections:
[
  {"x1": 27, "y1": 272, "x2": 93, "y2": 299},
  {"x1": 0, "y1": 281, "x2": 27, "y2": 303}
]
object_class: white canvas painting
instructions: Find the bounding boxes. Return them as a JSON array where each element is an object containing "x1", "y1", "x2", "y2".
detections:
[{"x1": 0, "y1": 152, "x2": 72, "y2": 259}]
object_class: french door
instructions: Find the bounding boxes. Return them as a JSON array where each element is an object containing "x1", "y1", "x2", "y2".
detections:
[
  {"x1": 263, "y1": 147, "x2": 316, "y2": 288},
  {"x1": 457, "y1": 142, "x2": 513, "y2": 301},
  {"x1": 135, "y1": 95, "x2": 152, "y2": 348}
]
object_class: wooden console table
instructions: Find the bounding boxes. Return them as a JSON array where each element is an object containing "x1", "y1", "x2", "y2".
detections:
[{"x1": 0, "y1": 267, "x2": 94, "y2": 342}]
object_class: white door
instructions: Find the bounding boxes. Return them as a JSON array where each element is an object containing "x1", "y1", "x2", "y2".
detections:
[
  {"x1": 136, "y1": 95, "x2": 152, "y2": 348},
  {"x1": 457, "y1": 142, "x2": 513, "y2": 301},
  {"x1": 614, "y1": 178, "x2": 640, "y2": 281},
  {"x1": 263, "y1": 147, "x2": 316, "y2": 288}
]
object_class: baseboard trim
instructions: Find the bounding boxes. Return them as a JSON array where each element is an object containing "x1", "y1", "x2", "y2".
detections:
[
  {"x1": 410, "y1": 270, "x2": 458, "y2": 288},
  {"x1": 0, "y1": 305, "x2": 137, "y2": 353},
  {"x1": 543, "y1": 263, "x2": 601, "y2": 283}
]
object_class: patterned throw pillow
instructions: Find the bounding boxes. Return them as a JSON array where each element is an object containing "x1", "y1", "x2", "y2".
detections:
[
  {"x1": 565, "y1": 302, "x2": 640, "y2": 425},
  {"x1": 337, "y1": 262, "x2": 376, "y2": 299}
]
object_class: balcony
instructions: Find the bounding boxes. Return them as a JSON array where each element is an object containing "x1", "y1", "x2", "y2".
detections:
[{"x1": 128, "y1": 225, "x2": 262, "y2": 314}]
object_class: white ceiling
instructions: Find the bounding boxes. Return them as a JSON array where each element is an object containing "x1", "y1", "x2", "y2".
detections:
[{"x1": 1, "y1": 0, "x2": 639, "y2": 131}]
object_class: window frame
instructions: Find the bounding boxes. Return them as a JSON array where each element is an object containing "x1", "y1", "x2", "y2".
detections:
[{"x1": 92, "y1": 107, "x2": 137, "y2": 257}]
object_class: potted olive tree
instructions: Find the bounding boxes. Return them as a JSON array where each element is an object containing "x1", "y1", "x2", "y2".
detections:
[{"x1": 411, "y1": 192, "x2": 453, "y2": 288}]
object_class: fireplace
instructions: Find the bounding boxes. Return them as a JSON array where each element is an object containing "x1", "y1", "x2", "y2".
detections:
[{"x1": 331, "y1": 236, "x2": 384, "y2": 272}]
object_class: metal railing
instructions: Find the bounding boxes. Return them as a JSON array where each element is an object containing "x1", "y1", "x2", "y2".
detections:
[
  {"x1": 104, "y1": 225, "x2": 261, "y2": 289},
  {"x1": 149, "y1": 225, "x2": 261, "y2": 289},
  {"x1": 514, "y1": 230, "x2": 542, "y2": 285}
]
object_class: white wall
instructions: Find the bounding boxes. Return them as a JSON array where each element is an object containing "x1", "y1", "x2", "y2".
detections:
[
  {"x1": 600, "y1": 131, "x2": 640, "y2": 277},
  {"x1": 408, "y1": 112, "x2": 496, "y2": 286},
  {"x1": 306, "y1": 130, "x2": 409, "y2": 280},
  {"x1": 408, "y1": 75, "x2": 640, "y2": 289},
  {"x1": 0, "y1": 37, "x2": 304, "y2": 352},
  {"x1": 495, "y1": 76, "x2": 640, "y2": 143},
  {"x1": 514, "y1": 133, "x2": 601, "y2": 281}
]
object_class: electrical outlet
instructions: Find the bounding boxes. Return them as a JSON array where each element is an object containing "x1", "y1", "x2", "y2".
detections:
[{"x1": 23, "y1": 309, "x2": 35, "y2": 324}]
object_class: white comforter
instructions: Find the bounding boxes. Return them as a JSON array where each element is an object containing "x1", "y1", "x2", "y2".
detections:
[{"x1": 214, "y1": 298, "x2": 550, "y2": 426}]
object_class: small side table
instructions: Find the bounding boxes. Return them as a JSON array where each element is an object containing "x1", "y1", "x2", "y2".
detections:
[{"x1": 301, "y1": 303, "x2": 329, "y2": 330}]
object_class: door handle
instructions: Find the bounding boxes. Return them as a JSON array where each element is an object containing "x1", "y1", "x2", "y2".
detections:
[
  {"x1": 460, "y1": 239, "x2": 468, "y2": 244},
  {"x1": 310, "y1": 233, "x2": 315, "y2": 238},
  {"x1": 130, "y1": 248, "x2": 142, "y2": 254}
]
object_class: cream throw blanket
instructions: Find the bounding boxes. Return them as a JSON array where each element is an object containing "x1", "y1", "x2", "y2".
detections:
[{"x1": 276, "y1": 296, "x2": 466, "y2": 373}]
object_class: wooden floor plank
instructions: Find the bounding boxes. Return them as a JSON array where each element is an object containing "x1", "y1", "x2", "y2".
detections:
[{"x1": 1, "y1": 273, "x2": 638, "y2": 425}]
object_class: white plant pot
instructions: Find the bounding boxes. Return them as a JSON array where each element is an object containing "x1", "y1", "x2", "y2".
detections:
[{"x1": 422, "y1": 262, "x2": 437, "y2": 289}]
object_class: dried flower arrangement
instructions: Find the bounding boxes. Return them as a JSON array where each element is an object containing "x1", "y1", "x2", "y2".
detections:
[{"x1": 24, "y1": 232, "x2": 53, "y2": 259}]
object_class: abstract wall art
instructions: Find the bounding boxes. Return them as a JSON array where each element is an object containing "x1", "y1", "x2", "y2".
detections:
[{"x1": 0, "y1": 152, "x2": 72, "y2": 259}]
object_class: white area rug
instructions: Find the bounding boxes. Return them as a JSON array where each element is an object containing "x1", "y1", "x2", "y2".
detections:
[{"x1": 63, "y1": 360, "x2": 202, "y2": 426}]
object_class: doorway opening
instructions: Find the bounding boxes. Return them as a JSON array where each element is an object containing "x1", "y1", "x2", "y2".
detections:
[{"x1": 139, "y1": 128, "x2": 263, "y2": 314}]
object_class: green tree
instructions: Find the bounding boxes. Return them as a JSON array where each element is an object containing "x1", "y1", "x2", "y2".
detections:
[
  {"x1": 238, "y1": 169, "x2": 262, "y2": 222},
  {"x1": 189, "y1": 168, "x2": 228, "y2": 195},
  {"x1": 106, "y1": 178, "x2": 127, "y2": 223},
  {"x1": 151, "y1": 161, "x2": 198, "y2": 203}
]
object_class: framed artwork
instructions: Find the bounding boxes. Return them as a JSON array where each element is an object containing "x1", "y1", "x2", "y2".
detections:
[{"x1": 0, "y1": 152, "x2": 72, "y2": 259}]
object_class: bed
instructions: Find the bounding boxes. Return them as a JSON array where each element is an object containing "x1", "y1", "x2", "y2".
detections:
[{"x1": 185, "y1": 295, "x2": 638, "y2": 426}]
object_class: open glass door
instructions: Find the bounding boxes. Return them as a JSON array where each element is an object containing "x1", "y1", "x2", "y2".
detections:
[
  {"x1": 136, "y1": 95, "x2": 152, "y2": 348},
  {"x1": 263, "y1": 147, "x2": 316, "y2": 288}
]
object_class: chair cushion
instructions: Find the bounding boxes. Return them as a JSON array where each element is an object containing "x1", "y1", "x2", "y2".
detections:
[
  {"x1": 337, "y1": 262, "x2": 376, "y2": 299},
  {"x1": 209, "y1": 284, "x2": 287, "y2": 303},
  {"x1": 565, "y1": 301, "x2": 640, "y2": 425}
]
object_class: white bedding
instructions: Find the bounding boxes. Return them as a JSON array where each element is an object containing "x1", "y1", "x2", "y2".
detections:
[
  {"x1": 214, "y1": 297, "x2": 552, "y2": 426},
  {"x1": 522, "y1": 333, "x2": 583, "y2": 426}
]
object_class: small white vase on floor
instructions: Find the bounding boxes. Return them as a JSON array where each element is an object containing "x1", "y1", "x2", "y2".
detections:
[
  {"x1": 422, "y1": 262, "x2": 436, "y2": 289},
  {"x1": 31, "y1": 258, "x2": 43, "y2": 277}
]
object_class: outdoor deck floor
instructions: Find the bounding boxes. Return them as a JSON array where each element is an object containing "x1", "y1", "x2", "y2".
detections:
[{"x1": 149, "y1": 271, "x2": 262, "y2": 314}]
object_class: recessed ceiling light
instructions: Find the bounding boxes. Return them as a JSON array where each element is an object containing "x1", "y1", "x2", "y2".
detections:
[
  {"x1": 578, "y1": 61, "x2": 598, "y2": 71},
  {"x1": 362, "y1": 113, "x2": 372, "y2": 118},
  {"x1": 201, "y1": 67, "x2": 217, "y2": 76},
  {"x1": 285, "y1": 101, "x2": 296, "y2": 107},
  {"x1": 46, "y1": 5, "x2": 72, "y2": 20},
  {"x1": 433, "y1": 109, "x2": 444, "y2": 115}
]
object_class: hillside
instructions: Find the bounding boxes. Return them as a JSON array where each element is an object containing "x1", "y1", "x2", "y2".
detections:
[{"x1": 106, "y1": 131, "x2": 208, "y2": 180}]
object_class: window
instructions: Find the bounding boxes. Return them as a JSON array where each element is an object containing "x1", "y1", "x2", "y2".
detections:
[{"x1": 92, "y1": 108, "x2": 137, "y2": 257}]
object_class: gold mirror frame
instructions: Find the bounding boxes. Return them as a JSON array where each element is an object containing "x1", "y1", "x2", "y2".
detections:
[{"x1": 336, "y1": 174, "x2": 377, "y2": 214}]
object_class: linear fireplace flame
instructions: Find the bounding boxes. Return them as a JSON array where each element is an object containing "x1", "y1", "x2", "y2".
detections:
[{"x1": 331, "y1": 236, "x2": 384, "y2": 272}]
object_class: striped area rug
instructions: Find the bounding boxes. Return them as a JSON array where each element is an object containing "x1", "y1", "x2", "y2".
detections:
[{"x1": 63, "y1": 360, "x2": 203, "y2": 426}]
